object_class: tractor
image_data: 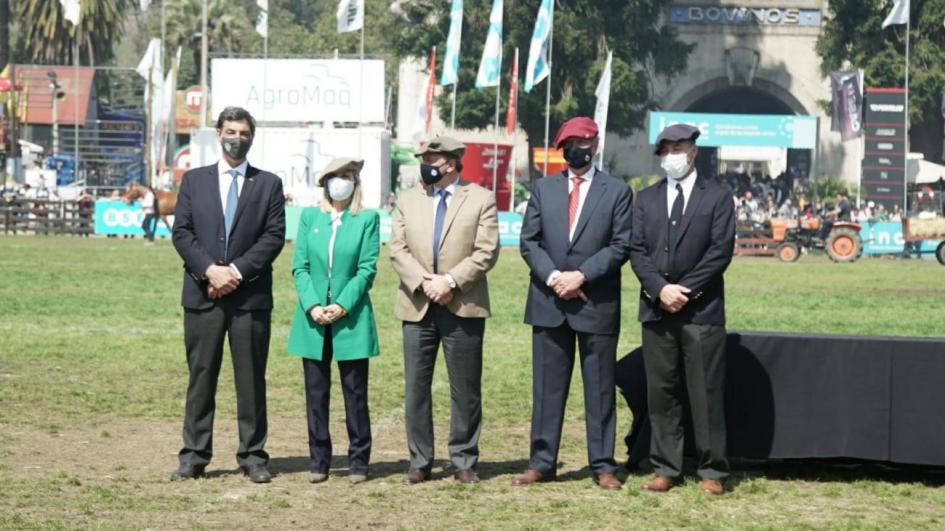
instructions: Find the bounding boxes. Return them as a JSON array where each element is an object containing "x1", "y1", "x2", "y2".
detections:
[{"x1": 735, "y1": 217, "x2": 864, "y2": 263}]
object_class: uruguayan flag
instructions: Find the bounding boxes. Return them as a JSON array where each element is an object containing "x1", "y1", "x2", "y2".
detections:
[
  {"x1": 441, "y1": 0, "x2": 463, "y2": 86},
  {"x1": 524, "y1": 0, "x2": 553, "y2": 93},
  {"x1": 475, "y1": 0, "x2": 503, "y2": 89}
]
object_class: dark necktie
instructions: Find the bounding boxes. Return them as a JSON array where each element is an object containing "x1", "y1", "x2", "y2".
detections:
[
  {"x1": 668, "y1": 183, "x2": 684, "y2": 274},
  {"x1": 224, "y1": 169, "x2": 240, "y2": 260},
  {"x1": 432, "y1": 188, "x2": 451, "y2": 273}
]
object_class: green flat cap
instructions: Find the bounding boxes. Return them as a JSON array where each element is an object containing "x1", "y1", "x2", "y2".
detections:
[
  {"x1": 416, "y1": 136, "x2": 466, "y2": 157},
  {"x1": 317, "y1": 158, "x2": 364, "y2": 187}
]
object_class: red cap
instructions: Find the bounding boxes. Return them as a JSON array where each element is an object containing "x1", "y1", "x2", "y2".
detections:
[{"x1": 553, "y1": 117, "x2": 599, "y2": 149}]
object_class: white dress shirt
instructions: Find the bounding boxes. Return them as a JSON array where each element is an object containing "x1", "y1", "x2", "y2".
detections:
[
  {"x1": 568, "y1": 166, "x2": 597, "y2": 241},
  {"x1": 217, "y1": 159, "x2": 248, "y2": 215},
  {"x1": 217, "y1": 159, "x2": 248, "y2": 279},
  {"x1": 431, "y1": 176, "x2": 460, "y2": 225},
  {"x1": 666, "y1": 168, "x2": 697, "y2": 216},
  {"x1": 431, "y1": 176, "x2": 460, "y2": 288},
  {"x1": 547, "y1": 166, "x2": 597, "y2": 286},
  {"x1": 327, "y1": 209, "x2": 344, "y2": 277}
]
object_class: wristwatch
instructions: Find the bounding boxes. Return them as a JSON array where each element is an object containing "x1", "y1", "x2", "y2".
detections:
[{"x1": 445, "y1": 274, "x2": 458, "y2": 290}]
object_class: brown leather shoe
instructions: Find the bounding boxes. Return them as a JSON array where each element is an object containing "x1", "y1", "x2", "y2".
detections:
[
  {"x1": 594, "y1": 473, "x2": 622, "y2": 490},
  {"x1": 641, "y1": 476, "x2": 676, "y2": 492},
  {"x1": 403, "y1": 467, "x2": 431, "y2": 485},
  {"x1": 699, "y1": 478, "x2": 725, "y2": 495},
  {"x1": 511, "y1": 468, "x2": 555, "y2": 486},
  {"x1": 454, "y1": 469, "x2": 480, "y2": 484}
]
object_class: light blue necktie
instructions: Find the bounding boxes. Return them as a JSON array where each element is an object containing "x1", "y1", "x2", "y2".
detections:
[
  {"x1": 432, "y1": 189, "x2": 450, "y2": 273},
  {"x1": 224, "y1": 169, "x2": 240, "y2": 260}
]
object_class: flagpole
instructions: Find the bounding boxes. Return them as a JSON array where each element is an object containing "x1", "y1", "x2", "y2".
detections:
[
  {"x1": 450, "y1": 83, "x2": 457, "y2": 130},
  {"x1": 542, "y1": 19, "x2": 553, "y2": 176},
  {"x1": 73, "y1": 8, "x2": 80, "y2": 185},
  {"x1": 903, "y1": 9, "x2": 910, "y2": 214},
  {"x1": 508, "y1": 47, "x2": 519, "y2": 213},
  {"x1": 358, "y1": 6, "x2": 365, "y2": 156},
  {"x1": 492, "y1": 62, "x2": 502, "y2": 195}
]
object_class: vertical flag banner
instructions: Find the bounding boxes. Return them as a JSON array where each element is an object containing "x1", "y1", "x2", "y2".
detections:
[
  {"x1": 60, "y1": 0, "x2": 81, "y2": 26},
  {"x1": 882, "y1": 0, "x2": 909, "y2": 28},
  {"x1": 441, "y1": 0, "x2": 463, "y2": 86},
  {"x1": 594, "y1": 51, "x2": 613, "y2": 156},
  {"x1": 475, "y1": 0, "x2": 503, "y2": 89},
  {"x1": 424, "y1": 47, "x2": 438, "y2": 135},
  {"x1": 337, "y1": 0, "x2": 364, "y2": 33},
  {"x1": 506, "y1": 48, "x2": 519, "y2": 135},
  {"x1": 829, "y1": 71, "x2": 863, "y2": 141},
  {"x1": 256, "y1": 0, "x2": 268, "y2": 39},
  {"x1": 524, "y1": 0, "x2": 553, "y2": 93}
]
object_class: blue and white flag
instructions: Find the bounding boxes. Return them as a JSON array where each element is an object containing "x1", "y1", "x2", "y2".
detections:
[
  {"x1": 441, "y1": 0, "x2": 463, "y2": 86},
  {"x1": 475, "y1": 0, "x2": 503, "y2": 89},
  {"x1": 524, "y1": 0, "x2": 553, "y2": 93},
  {"x1": 882, "y1": 0, "x2": 909, "y2": 28}
]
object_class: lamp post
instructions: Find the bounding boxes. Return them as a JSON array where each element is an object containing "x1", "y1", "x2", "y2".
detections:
[{"x1": 47, "y1": 71, "x2": 62, "y2": 156}]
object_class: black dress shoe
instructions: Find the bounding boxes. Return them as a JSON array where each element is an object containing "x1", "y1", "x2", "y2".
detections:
[
  {"x1": 403, "y1": 467, "x2": 431, "y2": 485},
  {"x1": 170, "y1": 464, "x2": 206, "y2": 481},
  {"x1": 242, "y1": 464, "x2": 272, "y2": 484}
]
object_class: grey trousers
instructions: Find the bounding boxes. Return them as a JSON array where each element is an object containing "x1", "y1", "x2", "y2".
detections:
[
  {"x1": 402, "y1": 304, "x2": 484, "y2": 471},
  {"x1": 642, "y1": 319, "x2": 728, "y2": 480},
  {"x1": 179, "y1": 304, "x2": 271, "y2": 468}
]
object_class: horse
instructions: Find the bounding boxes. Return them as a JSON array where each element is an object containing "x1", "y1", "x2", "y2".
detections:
[{"x1": 123, "y1": 182, "x2": 178, "y2": 233}]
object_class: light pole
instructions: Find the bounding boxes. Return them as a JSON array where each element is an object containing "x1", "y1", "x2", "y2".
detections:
[
  {"x1": 47, "y1": 71, "x2": 62, "y2": 156},
  {"x1": 199, "y1": 0, "x2": 208, "y2": 128}
]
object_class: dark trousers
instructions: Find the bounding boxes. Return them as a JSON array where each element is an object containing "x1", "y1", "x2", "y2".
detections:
[
  {"x1": 302, "y1": 328, "x2": 371, "y2": 474},
  {"x1": 178, "y1": 304, "x2": 271, "y2": 468},
  {"x1": 642, "y1": 319, "x2": 728, "y2": 480},
  {"x1": 141, "y1": 213, "x2": 157, "y2": 241},
  {"x1": 402, "y1": 304, "x2": 484, "y2": 471},
  {"x1": 528, "y1": 324, "x2": 619, "y2": 475}
]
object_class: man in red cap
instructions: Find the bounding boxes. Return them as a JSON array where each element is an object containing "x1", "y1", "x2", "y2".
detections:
[{"x1": 513, "y1": 116, "x2": 633, "y2": 490}]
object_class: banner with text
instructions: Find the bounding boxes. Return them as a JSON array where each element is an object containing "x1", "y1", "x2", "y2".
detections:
[
  {"x1": 648, "y1": 112, "x2": 818, "y2": 149},
  {"x1": 861, "y1": 89, "x2": 907, "y2": 212}
]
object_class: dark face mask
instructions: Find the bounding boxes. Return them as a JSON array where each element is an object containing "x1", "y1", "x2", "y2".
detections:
[
  {"x1": 420, "y1": 163, "x2": 446, "y2": 186},
  {"x1": 563, "y1": 144, "x2": 593, "y2": 169},
  {"x1": 221, "y1": 137, "x2": 252, "y2": 160}
]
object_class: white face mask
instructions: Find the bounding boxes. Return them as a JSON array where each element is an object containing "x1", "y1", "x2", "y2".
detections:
[
  {"x1": 661, "y1": 152, "x2": 692, "y2": 180},
  {"x1": 327, "y1": 177, "x2": 355, "y2": 202}
]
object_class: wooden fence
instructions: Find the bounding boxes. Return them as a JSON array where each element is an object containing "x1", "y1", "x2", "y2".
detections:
[{"x1": 0, "y1": 198, "x2": 95, "y2": 235}]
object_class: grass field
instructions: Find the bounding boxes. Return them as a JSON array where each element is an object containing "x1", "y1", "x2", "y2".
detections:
[{"x1": 1, "y1": 235, "x2": 944, "y2": 529}]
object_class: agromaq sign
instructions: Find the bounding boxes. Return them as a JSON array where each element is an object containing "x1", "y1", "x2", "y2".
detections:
[{"x1": 669, "y1": 5, "x2": 822, "y2": 26}]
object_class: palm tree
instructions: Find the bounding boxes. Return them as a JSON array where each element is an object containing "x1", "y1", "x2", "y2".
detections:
[{"x1": 17, "y1": 0, "x2": 128, "y2": 66}]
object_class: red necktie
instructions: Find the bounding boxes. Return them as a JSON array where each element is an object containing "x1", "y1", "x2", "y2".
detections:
[{"x1": 568, "y1": 177, "x2": 585, "y2": 232}]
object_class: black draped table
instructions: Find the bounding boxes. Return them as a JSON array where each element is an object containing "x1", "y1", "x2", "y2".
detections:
[{"x1": 617, "y1": 331, "x2": 945, "y2": 467}]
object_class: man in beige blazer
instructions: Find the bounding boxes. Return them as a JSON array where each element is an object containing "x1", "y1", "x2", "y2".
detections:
[{"x1": 390, "y1": 136, "x2": 500, "y2": 485}]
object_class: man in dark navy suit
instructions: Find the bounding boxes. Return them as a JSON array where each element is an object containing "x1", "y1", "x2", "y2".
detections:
[
  {"x1": 512, "y1": 117, "x2": 632, "y2": 491},
  {"x1": 170, "y1": 107, "x2": 286, "y2": 483},
  {"x1": 630, "y1": 124, "x2": 735, "y2": 495}
]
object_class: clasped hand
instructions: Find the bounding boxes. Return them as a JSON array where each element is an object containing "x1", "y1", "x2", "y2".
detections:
[
  {"x1": 659, "y1": 284, "x2": 691, "y2": 314},
  {"x1": 309, "y1": 304, "x2": 347, "y2": 325},
  {"x1": 551, "y1": 271, "x2": 588, "y2": 302},
  {"x1": 205, "y1": 264, "x2": 240, "y2": 299},
  {"x1": 422, "y1": 274, "x2": 454, "y2": 306}
]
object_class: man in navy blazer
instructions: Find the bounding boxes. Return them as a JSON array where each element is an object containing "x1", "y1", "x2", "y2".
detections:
[
  {"x1": 512, "y1": 117, "x2": 632, "y2": 491},
  {"x1": 630, "y1": 123, "x2": 735, "y2": 495},
  {"x1": 170, "y1": 107, "x2": 286, "y2": 483}
]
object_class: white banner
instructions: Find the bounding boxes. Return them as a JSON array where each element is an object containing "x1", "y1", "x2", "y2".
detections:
[
  {"x1": 211, "y1": 59, "x2": 385, "y2": 124},
  {"x1": 191, "y1": 127, "x2": 391, "y2": 209}
]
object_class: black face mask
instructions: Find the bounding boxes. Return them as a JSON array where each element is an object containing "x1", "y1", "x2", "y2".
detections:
[
  {"x1": 563, "y1": 144, "x2": 593, "y2": 169},
  {"x1": 221, "y1": 137, "x2": 252, "y2": 160},
  {"x1": 420, "y1": 163, "x2": 445, "y2": 186}
]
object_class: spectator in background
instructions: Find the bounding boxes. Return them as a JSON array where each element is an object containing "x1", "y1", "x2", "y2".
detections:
[
  {"x1": 891, "y1": 204, "x2": 902, "y2": 222},
  {"x1": 777, "y1": 198, "x2": 797, "y2": 219},
  {"x1": 140, "y1": 187, "x2": 157, "y2": 243}
]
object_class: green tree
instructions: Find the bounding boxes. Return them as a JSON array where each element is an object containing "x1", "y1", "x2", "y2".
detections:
[
  {"x1": 17, "y1": 0, "x2": 128, "y2": 66},
  {"x1": 386, "y1": 0, "x2": 693, "y2": 174},
  {"x1": 817, "y1": 0, "x2": 945, "y2": 162}
]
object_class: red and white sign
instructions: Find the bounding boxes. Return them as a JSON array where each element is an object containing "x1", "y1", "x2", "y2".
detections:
[{"x1": 174, "y1": 145, "x2": 191, "y2": 183}]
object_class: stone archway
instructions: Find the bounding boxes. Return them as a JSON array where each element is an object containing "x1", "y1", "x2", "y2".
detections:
[{"x1": 670, "y1": 76, "x2": 810, "y2": 116}]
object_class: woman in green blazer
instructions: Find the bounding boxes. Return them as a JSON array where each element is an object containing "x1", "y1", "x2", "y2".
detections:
[{"x1": 288, "y1": 157, "x2": 380, "y2": 485}]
